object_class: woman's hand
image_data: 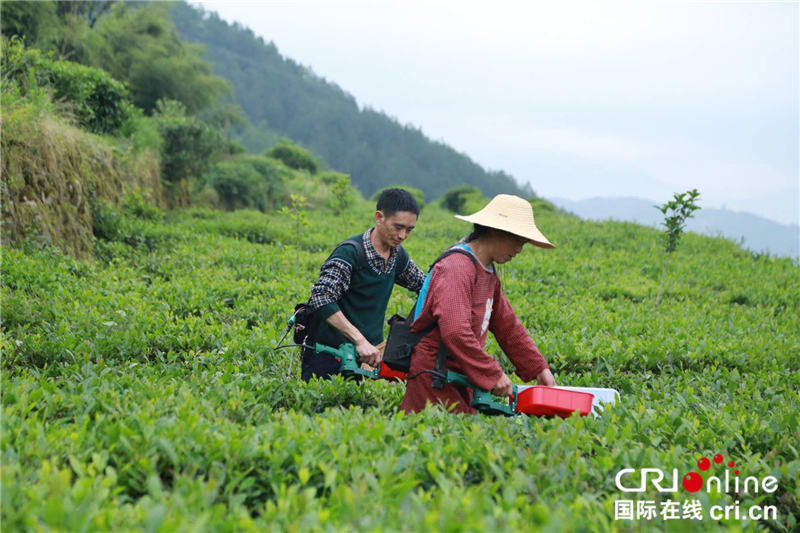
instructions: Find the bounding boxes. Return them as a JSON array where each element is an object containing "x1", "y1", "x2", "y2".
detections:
[
  {"x1": 491, "y1": 373, "x2": 514, "y2": 397},
  {"x1": 536, "y1": 368, "x2": 556, "y2": 387}
]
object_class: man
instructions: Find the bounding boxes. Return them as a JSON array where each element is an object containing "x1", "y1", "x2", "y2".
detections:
[{"x1": 302, "y1": 188, "x2": 426, "y2": 381}]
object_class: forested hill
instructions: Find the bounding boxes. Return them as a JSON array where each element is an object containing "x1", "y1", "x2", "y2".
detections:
[{"x1": 169, "y1": 2, "x2": 530, "y2": 201}]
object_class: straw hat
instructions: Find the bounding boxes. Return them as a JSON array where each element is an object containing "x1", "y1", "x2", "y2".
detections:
[{"x1": 455, "y1": 194, "x2": 554, "y2": 249}]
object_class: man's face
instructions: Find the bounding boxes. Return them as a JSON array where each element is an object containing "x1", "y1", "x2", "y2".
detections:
[
  {"x1": 375, "y1": 211, "x2": 417, "y2": 248},
  {"x1": 494, "y1": 232, "x2": 528, "y2": 265}
]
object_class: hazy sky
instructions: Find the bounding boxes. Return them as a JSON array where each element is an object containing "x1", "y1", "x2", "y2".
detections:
[{"x1": 195, "y1": 1, "x2": 799, "y2": 226}]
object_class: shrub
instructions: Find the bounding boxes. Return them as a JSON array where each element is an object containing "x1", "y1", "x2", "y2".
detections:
[
  {"x1": 329, "y1": 173, "x2": 352, "y2": 219},
  {"x1": 89, "y1": 201, "x2": 179, "y2": 261},
  {"x1": 440, "y1": 185, "x2": 485, "y2": 215},
  {"x1": 278, "y1": 194, "x2": 309, "y2": 242},
  {"x1": 193, "y1": 185, "x2": 222, "y2": 210},
  {"x1": 1, "y1": 38, "x2": 134, "y2": 135},
  {"x1": 158, "y1": 119, "x2": 220, "y2": 183},
  {"x1": 205, "y1": 161, "x2": 268, "y2": 212},
  {"x1": 152, "y1": 99, "x2": 224, "y2": 187},
  {"x1": 654, "y1": 189, "x2": 702, "y2": 309},
  {"x1": 202, "y1": 155, "x2": 287, "y2": 212},
  {"x1": 121, "y1": 191, "x2": 163, "y2": 222},
  {"x1": 45, "y1": 59, "x2": 134, "y2": 136},
  {"x1": 119, "y1": 108, "x2": 163, "y2": 155},
  {"x1": 227, "y1": 140, "x2": 247, "y2": 155},
  {"x1": 371, "y1": 185, "x2": 426, "y2": 209},
  {"x1": 90, "y1": 201, "x2": 125, "y2": 242},
  {"x1": 319, "y1": 171, "x2": 348, "y2": 186},
  {"x1": 0, "y1": 60, "x2": 56, "y2": 137},
  {"x1": 265, "y1": 140, "x2": 318, "y2": 174},
  {"x1": 235, "y1": 154, "x2": 286, "y2": 188},
  {"x1": 90, "y1": 202, "x2": 163, "y2": 252}
]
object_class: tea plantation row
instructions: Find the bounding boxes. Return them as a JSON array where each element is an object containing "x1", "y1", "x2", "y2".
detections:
[{"x1": 2, "y1": 203, "x2": 798, "y2": 531}]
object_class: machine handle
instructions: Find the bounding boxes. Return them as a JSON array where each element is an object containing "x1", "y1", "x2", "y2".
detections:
[
  {"x1": 314, "y1": 343, "x2": 341, "y2": 358},
  {"x1": 446, "y1": 371, "x2": 518, "y2": 416}
]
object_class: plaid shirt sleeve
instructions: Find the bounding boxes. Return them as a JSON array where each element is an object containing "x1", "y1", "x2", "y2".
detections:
[
  {"x1": 307, "y1": 258, "x2": 353, "y2": 318},
  {"x1": 395, "y1": 258, "x2": 426, "y2": 294}
]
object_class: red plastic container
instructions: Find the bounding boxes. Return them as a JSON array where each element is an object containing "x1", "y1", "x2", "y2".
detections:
[
  {"x1": 376, "y1": 363, "x2": 408, "y2": 381},
  {"x1": 515, "y1": 386, "x2": 593, "y2": 418}
]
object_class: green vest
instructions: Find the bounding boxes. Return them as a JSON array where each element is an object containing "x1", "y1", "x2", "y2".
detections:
[{"x1": 315, "y1": 234, "x2": 409, "y2": 349}]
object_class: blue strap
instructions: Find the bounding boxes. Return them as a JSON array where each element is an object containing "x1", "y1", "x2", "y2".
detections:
[
  {"x1": 413, "y1": 244, "x2": 487, "y2": 320},
  {"x1": 413, "y1": 273, "x2": 432, "y2": 320}
]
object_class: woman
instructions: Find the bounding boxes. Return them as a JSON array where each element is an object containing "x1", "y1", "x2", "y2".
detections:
[{"x1": 401, "y1": 194, "x2": 556, "y2": 414}]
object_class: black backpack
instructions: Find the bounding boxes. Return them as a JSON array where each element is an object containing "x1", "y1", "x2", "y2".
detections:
[{"x1": 382, "y1": 247, "x2": 478, "y2": 387}]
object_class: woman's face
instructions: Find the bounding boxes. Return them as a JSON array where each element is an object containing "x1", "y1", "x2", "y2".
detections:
[{"x1": 493, "y1": 231, "x2": 528, "y2": 265}]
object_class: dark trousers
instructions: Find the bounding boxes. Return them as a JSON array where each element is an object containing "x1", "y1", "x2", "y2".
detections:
[{"x1": 301, "y1": 347, "x2": 341, "y2": 382}]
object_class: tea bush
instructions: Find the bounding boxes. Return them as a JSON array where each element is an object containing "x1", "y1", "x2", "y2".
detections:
[{"x1": 2, "y1": 202, "x2": 798, "y2": 531}]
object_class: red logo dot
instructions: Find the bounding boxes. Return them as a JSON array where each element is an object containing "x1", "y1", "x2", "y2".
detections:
[
  {"x1": 728, "y1": 461, "x2": 735, "y2": 467},
  {"x1": 713, "y1": 454, "x2": 724, "y2": 464},
  {"x1": 698, "y1": 458, "x2": 710, "y2": 471},
  {"x1": 735, "y1": 470, "x2": 740, "y2": 475},
  {"x1": 682, "y1": 472, "x2": 704, "y2": 493}
]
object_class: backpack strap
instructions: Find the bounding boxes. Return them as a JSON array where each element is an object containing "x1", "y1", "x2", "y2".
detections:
[
  {"x1": 406, "y1": 246, "x2": 479, "y2": 319},
  {"x1": 385, "y1": 246, "x2": 482, "y2": 381},
  {"x1": 307, "y1": 237, "x2": 365, "y2": 311},
  {"x1": 422, "y1": 247, "x2": 481, "y2": 389},
  {"x1": 394, "y1": 245, "x2": 409, "y2": 278},
  {"x1": 332, "y1": 237, "x2": 366, "y2": 271},
  {"x1": 336, "y1": 238, "x2": 409, "y2": 275},
  {"x1": 429, "y1": 247, "x2": 479, "y2": 285}
]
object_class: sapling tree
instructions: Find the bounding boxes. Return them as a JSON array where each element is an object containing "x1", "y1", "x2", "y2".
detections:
[
  {"x1": 278, "y1": 194, "x2": 309, "y2": 243},
  {"x1": 654, "y1": 189, "x2": 701, "y2": 309},
  {"x1": 331, "y1": 174, "x2": 352, "y2": 225}
]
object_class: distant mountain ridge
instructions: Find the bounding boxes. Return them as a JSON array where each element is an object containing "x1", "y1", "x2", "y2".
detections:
[
  {"x1": 552, "y1": 196, "x2": 799, "y2": 259},
  {"x1": 169, "y1": 2, "x2": 530, "y2": 201}
]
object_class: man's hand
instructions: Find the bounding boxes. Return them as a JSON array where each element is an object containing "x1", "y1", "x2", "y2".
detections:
[
  {"x1": 536, "y1": 368, "x2": 556, "y2": 387},
  {"x1": 491, "y1": 373, "x2": 514, "y2": 397},
  {"x1": 360, "y1": 341, "x2": 386, "y2": 371},
  {"x1": 325, "y1": 312, "x2": 381, "y2": 367},
  {"x1": 356, "y1": 340, "x2": 381, "y2": 367}
]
